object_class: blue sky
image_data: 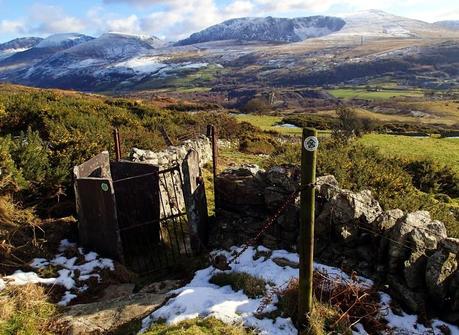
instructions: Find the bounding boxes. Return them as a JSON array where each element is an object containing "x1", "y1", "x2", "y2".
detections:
[{"x1": 1, "y1": 0, "x2": 458, "y2": 43}]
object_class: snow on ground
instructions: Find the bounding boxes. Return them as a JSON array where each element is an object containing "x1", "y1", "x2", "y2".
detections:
[
  {"x1": 1, "y1": 239, "x2": 114, "y2": 305},
  {"x1": 141, "y1": 245, "x2": 459, "y2": 335},
  {"x1": 114, "y1": 56, "x2": 170, "y2": 74}
]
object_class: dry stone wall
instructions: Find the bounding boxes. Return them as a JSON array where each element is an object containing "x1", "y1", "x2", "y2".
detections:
[
  {"x1": 130, "y1": 135, "x2": 212, "y2": 168},
  {"x1": 129, "y1": 136, "x2": 212, "y2": 217},
  {"x1": 213, "y1": 164, "x2": 459, "y2": 322}
]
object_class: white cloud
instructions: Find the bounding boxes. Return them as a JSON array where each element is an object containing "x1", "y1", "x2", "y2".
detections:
[
  {"x1": 0, "y1": 20, "x2": 26, "y2": 34},
  {"x1": 105, "y1": 15, "x2": 142, "y2": 33},
  {"x1": 29, "y1": 4, "x2": 87, "y2": 34}
]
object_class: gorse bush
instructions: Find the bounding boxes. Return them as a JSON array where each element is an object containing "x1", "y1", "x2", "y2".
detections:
[{"x1": 405, "y1": 160, "x2": 459, "y2": 198}]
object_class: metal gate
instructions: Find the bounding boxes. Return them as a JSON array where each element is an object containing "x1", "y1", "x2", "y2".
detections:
[{"x1": 74, "y1": 151, "x2": 204, "y2": 274}]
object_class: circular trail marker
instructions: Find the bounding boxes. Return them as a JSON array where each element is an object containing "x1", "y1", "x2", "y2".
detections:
[
  {"x1": 304, "y1": 136, "x2": 319, "y2": 152},
  {"x1": 101, "y1": 182, "x2": 109, "y2": 192}
]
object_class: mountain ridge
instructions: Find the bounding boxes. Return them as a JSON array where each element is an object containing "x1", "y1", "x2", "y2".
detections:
[{"x1": 176, "y1": 16, "x2": 346, "y2": 45}]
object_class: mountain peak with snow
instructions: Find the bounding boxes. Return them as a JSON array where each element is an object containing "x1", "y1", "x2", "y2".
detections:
[
  {"x1": 35, "y1": 33, "x2": 94, "y2": 49},
  {"x1": 176, "y1": 16, "x2": 346, "y2": 45}
]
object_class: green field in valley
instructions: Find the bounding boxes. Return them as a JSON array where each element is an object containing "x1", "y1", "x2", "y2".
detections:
[
  {"x1": 327, "y1": 88, "x2": 424, "y2": 100},
  {"x1": 359, "y1": 134, "x2": 459, "y2": 174}
]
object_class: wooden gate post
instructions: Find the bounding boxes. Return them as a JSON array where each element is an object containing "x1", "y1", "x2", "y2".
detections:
[
  {"x1": 207, "y1": 124, "x2": 218, "y2": 215},
  {"x1": 298, "y1": 128, "x2": 318, "y2": 333},
  {"x1": 113, "y1": 128, "x2": 122, "y2": 161},
  {"x1": 182, "y1": 149, "x2": 209, "y2": 252}
]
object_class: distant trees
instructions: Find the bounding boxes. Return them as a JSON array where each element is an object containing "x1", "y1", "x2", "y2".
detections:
[
  {"x1": 241, "y1": 98, "x2": 270, "y2": 114},
  {"x1": 332, "y1": 105, "x2": 375, "y2": 143}
]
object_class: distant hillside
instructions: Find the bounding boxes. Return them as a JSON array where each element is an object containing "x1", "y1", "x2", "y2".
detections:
[
  {"x1": 176, "y1": 16, "x2": 346, "y2": 45},
  {"x1": 434, "y1": 20, "x2": 459, "y2": 30},
  {"x1": 0, "y1": 33, "x2": 93, "y2": 68},
  {"x1": 0, "y1": 37, "x2": 43, "y2": 60}
]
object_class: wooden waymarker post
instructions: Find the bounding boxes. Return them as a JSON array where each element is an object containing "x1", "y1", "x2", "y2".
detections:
[{"x1": 298, "y1": 127, "x2": 318, "y2": 333}]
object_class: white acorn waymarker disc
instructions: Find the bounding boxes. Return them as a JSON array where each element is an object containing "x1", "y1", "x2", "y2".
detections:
[{"x1": 304, "y1": 136, "x2": 319, "y2": 152}]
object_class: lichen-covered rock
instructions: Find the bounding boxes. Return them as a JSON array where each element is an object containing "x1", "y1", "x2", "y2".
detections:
[
  {"x1": 426, "y1": 249, "x2": 458, "y2": 305},
  {"x1": 330, "y1": 189, "x2": 382, "y2": 225},
  {"x1": 265, "y1": 165, "x2": 299, "y2": 193},
  {"x1": 316, "y1": 175, "x2": 340, "y2": 200},
  {"x1": 216, "y1": 166, "x2": 266, "y2": 211},
  {"x1": 388, "y1": 211, "x2": 444, "y2": 273},
  {"x1": 374, "y1": 209, "x2": 404, "y2": 232},
  {"x1": 404, "y1": 251, "x2": 428, "y2": 289}
]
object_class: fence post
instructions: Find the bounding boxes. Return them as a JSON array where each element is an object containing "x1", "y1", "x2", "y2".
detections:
[
  {"x1": 298, "y1": 128, "x2": 318, "y2": 333},
  {"x1": 207, "y1": 124, "x2": 218, "y2": 215},
  {"x1": 113, "y1": 128, "x2": 121, "y2": 161}
]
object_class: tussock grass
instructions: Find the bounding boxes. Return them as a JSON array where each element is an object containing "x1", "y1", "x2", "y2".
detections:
[
  {"x1": 0, "y1": 284, "x2": 58, "y2": 335},
  {"x1": 209, "y1": 272, "x2": 266, "y2": 299},
  {"x1": 144, "y1": 317, "x2": 252, "y2": 335}
]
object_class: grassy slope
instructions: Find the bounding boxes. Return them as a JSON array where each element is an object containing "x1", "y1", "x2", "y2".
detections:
[
  {"x1": 359, "y1": 134, "x2": 459, "y2": 175},
  {"x1": 328, "y1": 88, "x2": 424, "y2": 100}
]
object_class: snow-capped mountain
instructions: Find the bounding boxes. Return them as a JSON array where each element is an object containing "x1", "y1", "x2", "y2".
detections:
[
  {"x1": 9, "y1": 32, "x2": 174, "y2": 90},
  {"x1": 176, "y1": 16, "x2": 346, "y2": 45},
  {"x1": 34, "y1": 33, "x2": 94, "y2": 49},
  {"x1": 0, "y1": 33, "x2": 93, "y2": 69},
  {"x1": 329, "y1": 10, "x2": 450, "y2": 39},
  {"x1": 21, "y1": 32, "x2": 165, "y2": 77},
  {"x1": 0, "y1": 37, "x2": 43, "y2": 60},
  {"x1": 55, "y1": 32, "x2": 165, "y2": 60},
  {"x1": 434, "y1": 20, "x2": 459, "y2": 31}
]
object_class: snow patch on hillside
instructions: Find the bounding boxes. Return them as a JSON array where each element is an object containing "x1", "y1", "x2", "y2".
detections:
[{"x1": 112, "y1": 56, "x2": 209, "y2": 75}]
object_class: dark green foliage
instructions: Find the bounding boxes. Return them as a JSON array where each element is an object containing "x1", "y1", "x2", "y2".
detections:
[
  {"x1": 0, "y1": 136, "x2": 27, "y2": 195},
  {"x1": 405, "y1": 160, "x2": 459, "y2": 198},
  {"x1": 209, "y1": 272, "x2": 266, "y2": 298},
  {"x1": 10, "y1": 128, "x2": 49, "y2": 186}
]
